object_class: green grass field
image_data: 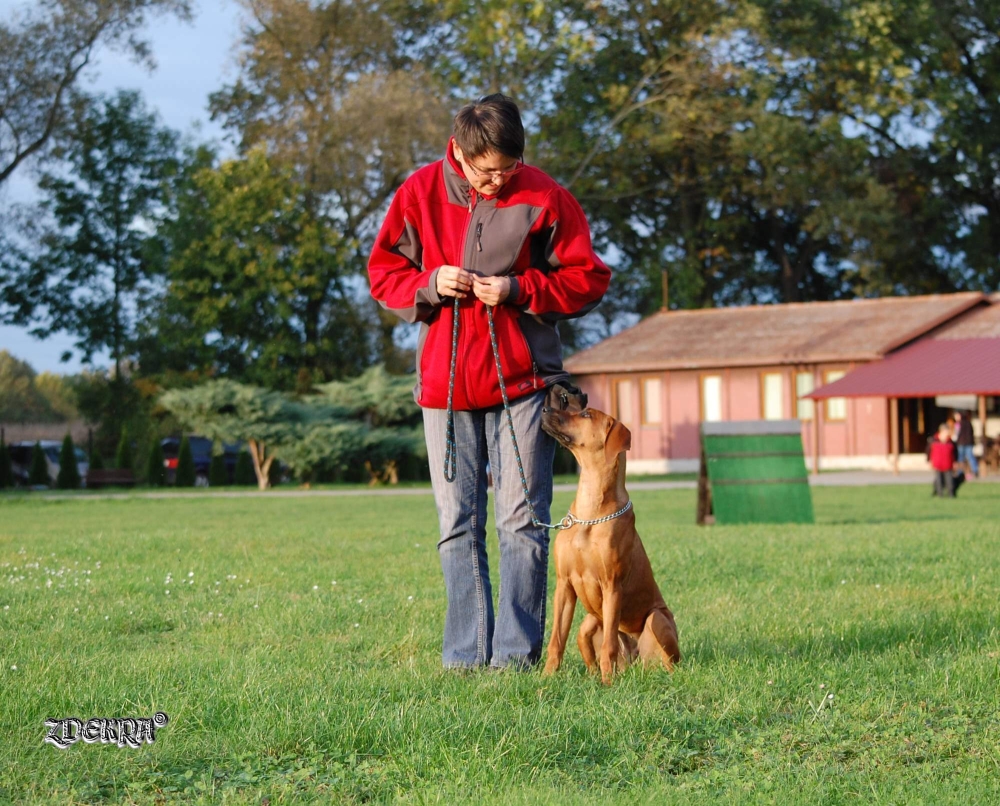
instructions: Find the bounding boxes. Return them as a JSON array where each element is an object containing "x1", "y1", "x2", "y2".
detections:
[{"x1": 1, "y1": 483, "x2": 998, "y2": 804}]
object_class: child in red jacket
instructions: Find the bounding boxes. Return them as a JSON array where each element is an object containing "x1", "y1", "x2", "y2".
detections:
[{"x1": 929, "y1": 423, "x2": 961, "y2": 497}]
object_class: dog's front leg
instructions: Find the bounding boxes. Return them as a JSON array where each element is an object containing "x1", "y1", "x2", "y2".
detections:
[
  {"x1": 543, "y1": 578, "x2": 578, "y2": 676},
  {"x1": 599, "y1": 583, "x2": 623, "y2": 685}
]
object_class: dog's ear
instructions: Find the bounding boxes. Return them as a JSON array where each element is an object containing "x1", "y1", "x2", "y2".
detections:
[{"x1": 604, "y1": 419, "x2": 632, "y2": 464}]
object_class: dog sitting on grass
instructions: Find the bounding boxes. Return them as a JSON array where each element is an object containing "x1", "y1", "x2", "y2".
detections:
[{"x1": 540, "y1": 405, "x2": 680, "y2": 684}]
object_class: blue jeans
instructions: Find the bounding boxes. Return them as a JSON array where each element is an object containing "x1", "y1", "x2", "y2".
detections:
[
  {"x1": 423, "y1": 389, "x2": 556, "y2": 669},
  {"x1": 957, "y1": 445, "x2": 979, "y2": 476}
]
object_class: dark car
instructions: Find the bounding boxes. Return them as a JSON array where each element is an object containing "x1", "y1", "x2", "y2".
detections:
[{"x1": 160, "y1": 437, "x2": 241, "y2": 486}]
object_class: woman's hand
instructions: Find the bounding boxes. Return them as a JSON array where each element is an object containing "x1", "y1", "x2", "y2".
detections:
[
  {"x1": 472, "y1": 275, "x2": 511, "y2": 307},
  {"x1": 436, "y1": 265, "x2": 474, "y2": 298}
]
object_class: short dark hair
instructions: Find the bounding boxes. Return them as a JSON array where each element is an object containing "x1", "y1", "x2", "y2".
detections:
[{"x1": 453, "y1": 94, "x2": 524, "y2": 160}]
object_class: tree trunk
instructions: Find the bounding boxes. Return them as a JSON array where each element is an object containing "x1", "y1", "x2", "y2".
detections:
[{"x1": 247, "y1": 439, "x2": 272, "y2": 491}]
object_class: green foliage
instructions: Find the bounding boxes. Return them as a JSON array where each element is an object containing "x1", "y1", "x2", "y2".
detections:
[
  {"x1": 147, "y1": 146, "x2": 372, "y2": 389},
  {"x1": 89, "y1": 450, "x2": 104, "y2": 471},
  {"x1": 316, "y1": 364, "x2": 420, "y2": 428},
  {"x1": 208, "y1": 442, "x2": 227, "y2": 487},
  {"x1": 146, "y1": 438, "x2": 166, "y2": 488},
  {"x1": 55, "y1": 435, "x2": 80, "y2": 489},
  {"x1": 0, "y1": 437, "x2": 12, "y2": 488},
  {"x1": 159, "y1": 379, "x2": 340, "y2": 489},
  {"x1": 0, "y1": 91, "x2": 180, "y2": 373},
  {"x1": 175, "y1": 435, "x2": 195, "y2": 487},
  {"x1": 0, "y1": 0, "x2": 192, "y2": 184},
  {"x1": 0, "y1": 351, "x2": 62, "y2": 422},
  {"x1": 234, "y1": 450, "x2": 255, "y2": 486},
  {"x1": 28, "y1": 441, "x2": 49, "y2": 486},
  {"x1": 115, "y1": 426, "x2": 132, "y2": 471}
]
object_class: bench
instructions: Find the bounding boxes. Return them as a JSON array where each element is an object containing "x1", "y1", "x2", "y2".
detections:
[{"x1": 85, "y1": 469, "x2": 137, "y2": 489}]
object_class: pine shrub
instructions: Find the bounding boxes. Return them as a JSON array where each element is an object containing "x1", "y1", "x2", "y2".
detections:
[
  {"x1": 0, "y1": 438, "x2": 12, "y2": 489},
  {"x1": 115, "y1": 426, "x2": 132, "y2": 471},
  {"x1": 146, "y1": 438, "x2": 166, "y2": 487},
  {"x1": 208, "y1": 443, "x2": 228, "y2": 487},
  {"x1": 175, "y1": 436, "x2": 196, "y2": 487},
  {"x1": 29, "y1": 442, "x2": 50, "y2": 486},
  {"x1": 56, "y1": 435, "x2": 81, "y2": 489},
  {"x1": 234, "y1": 450, "x2": 255, "y2": 486}
]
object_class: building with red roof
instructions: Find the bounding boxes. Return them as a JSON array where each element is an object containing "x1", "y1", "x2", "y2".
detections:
[{"x1": 564, "y1": 292, "x2": 999, "y2": 473}]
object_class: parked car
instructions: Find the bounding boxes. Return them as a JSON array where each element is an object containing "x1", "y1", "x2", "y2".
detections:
[
  {"x1": 8, "y1": 440, "x2": 89, "y2": 488},
  {"x1": 160, "y1": 437, "x2": 241, "y2": 486}
]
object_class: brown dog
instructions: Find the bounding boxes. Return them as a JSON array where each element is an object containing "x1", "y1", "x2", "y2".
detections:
[{"x1": 541, "y1": 406, "x2": 680, "y2": 684}]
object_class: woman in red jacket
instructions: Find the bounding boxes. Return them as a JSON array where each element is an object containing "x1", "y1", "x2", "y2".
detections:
[{"x1": 368, "y1": 94, "x2": 610, "y2": 669}]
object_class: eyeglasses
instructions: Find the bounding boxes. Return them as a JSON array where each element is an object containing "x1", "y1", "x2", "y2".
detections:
[{"x1": 465, "y1": 158, "x2": 524, "y2": 181}]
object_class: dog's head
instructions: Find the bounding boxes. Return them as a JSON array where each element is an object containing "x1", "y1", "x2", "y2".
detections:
[{"x1": 541, "y1": 405, "x2": 631, "y2": 466}]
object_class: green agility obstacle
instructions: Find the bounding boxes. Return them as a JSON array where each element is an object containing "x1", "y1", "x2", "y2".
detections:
[{"x1": 697, "y1": 420, "x2": 814, "y2": 525}]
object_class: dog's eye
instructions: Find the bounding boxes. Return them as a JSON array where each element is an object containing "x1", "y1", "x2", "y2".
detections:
[{"x1": 580, "y1": 410, "x2": 592, "y2": 418}]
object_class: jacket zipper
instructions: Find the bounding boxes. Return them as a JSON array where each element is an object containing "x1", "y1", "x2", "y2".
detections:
[{"x1": 458, "y1": 189, "x2": 477, "y2": 408}]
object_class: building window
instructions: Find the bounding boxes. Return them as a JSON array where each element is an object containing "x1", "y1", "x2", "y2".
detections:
[
  {"x1": 796, "y1": 372, "x2": 815, "y2": 420},
  {"x1": 824, "y1": 370, "x2": 847, "y2": 420},
  {"x1": 613, "y1": 379, "x2": 634, "y2": 424},
  {"x1": 761, "y1": 373, "x2": 784, "y2": 420},
  {"x1": 641, "y1": 377, "x2": 662, "y2": 425},
  {"x1": 701, "y1": 375, "x2": 722, "y2": 422}
]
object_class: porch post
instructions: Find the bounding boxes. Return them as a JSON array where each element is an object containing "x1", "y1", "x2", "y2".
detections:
[
  {"x1": 890, "y1": 397, "x2": 899, "y2": 475},
  {"x1": 979, "y1": 394, "x2": 988, "y2": 478},
  {"x1": 812, "y1": 394, "x2": 821, "y2": 476}
]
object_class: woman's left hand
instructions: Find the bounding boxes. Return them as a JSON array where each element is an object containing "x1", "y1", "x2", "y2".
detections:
[{"x1": 471, "y1": 275, "x2": 511, "y2": 307}]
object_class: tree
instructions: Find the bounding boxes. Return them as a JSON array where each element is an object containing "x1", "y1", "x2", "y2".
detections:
[
  {"x1": 0, "y1": 351, "x2": 60, "y2": 422},
  {"x1": 748, "y1": 0, "x2": 1000, "y2": 291},
  {"x1": 174, "y1": 435, "x2": 195, "y2": 487},
  {"x1": 208, "y1": 0, "x2": 450, "y2": 369},
  {"x1": 159, "y1": 380, "x2": 338, "y2": 490},
  {"x1": 115, "y1": 425, "x2": 132, "y2": 470},
  {"x1": 0, "y1": 437, "x2": 12, "y2": 488},
  {"x1": 146, "y1": 436, "x2": 165, "y2": 486},
  {"x1": 234, "y1": 450, "x2": 255, "y2": 486},
  {"x1": 56, "y1": 434, "x2": 81, "y2": 488},
  {"x1": 208, "y1": 441, "x2": 227, "y2": 487},
  {"x1": 34, "y1": 373, "x2": 79, "y2": 420},
  {"x1": 145, "y1": 147, "x2": 368, "y2": 389},
  {"x1": 29, "y1": 442, "x2": 50, "y2": 486},
  {"x1": 316, "y1": 364, "x2": 420, "y2": 428},
  {"x1": 0, "y1": 0, "x2": 192, "y2": 184},
  {"x1": 0, "y1": 90, "x2": 180, "y2": 374}
]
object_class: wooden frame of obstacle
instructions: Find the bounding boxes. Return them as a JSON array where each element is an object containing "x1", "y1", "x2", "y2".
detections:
[{"x1": 697, "y1": 419, "x2": 815, "y2": 525}]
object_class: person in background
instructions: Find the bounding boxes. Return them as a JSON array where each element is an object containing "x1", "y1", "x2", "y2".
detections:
[
  {"x1": 929, "y1": 422, "x2": 961, "y2": 497},
  {"x1": 953, "y1": 410, "x2": 979, "y2": 479}
]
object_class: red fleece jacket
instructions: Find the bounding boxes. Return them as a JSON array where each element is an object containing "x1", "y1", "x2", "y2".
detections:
[{"x1": 368, "y1": 140, "x2": 610, "y2": 410}]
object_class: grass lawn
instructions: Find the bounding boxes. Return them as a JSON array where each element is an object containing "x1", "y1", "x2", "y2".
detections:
[{"x1": 1, "y1": 483, "x2": 998, "y2": 804}]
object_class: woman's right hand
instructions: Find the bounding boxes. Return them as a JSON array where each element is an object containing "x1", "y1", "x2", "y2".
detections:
[{"x1": 436, "y1": 265, "x2": 474, "y2": 299}]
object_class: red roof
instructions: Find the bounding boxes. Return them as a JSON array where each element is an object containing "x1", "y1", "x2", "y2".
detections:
[
  {"x1": 808, "y1": 338, "x2": 1000, "y2": 398},
  {"x1": 564, "y1": 293, "x2": 985, "y2": 373},
  {"x1": 809, "y1": 297, "x2": 1000, "y2": 398}
]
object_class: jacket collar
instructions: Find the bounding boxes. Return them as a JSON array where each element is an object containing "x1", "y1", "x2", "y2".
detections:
[{"x1": 443, "y1": 136, "x2": 509, "y2": 208}]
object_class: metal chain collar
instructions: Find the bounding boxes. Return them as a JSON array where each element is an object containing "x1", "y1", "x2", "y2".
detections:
[
  {"x1": 550, "y1": 499, "x2": 633, "y2": 531},
  {"x1": 444, "y1": 300, "x2": 633, "y2": 532}
]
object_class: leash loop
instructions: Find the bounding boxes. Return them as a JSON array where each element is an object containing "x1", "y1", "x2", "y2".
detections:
[{"x1": 443, "y1": 296, "x2": 459, "y2": 483}]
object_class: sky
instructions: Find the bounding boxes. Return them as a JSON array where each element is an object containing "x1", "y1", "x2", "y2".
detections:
[{"x1": 0, "y1": 0, "x2": 244, "y2": 375}]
